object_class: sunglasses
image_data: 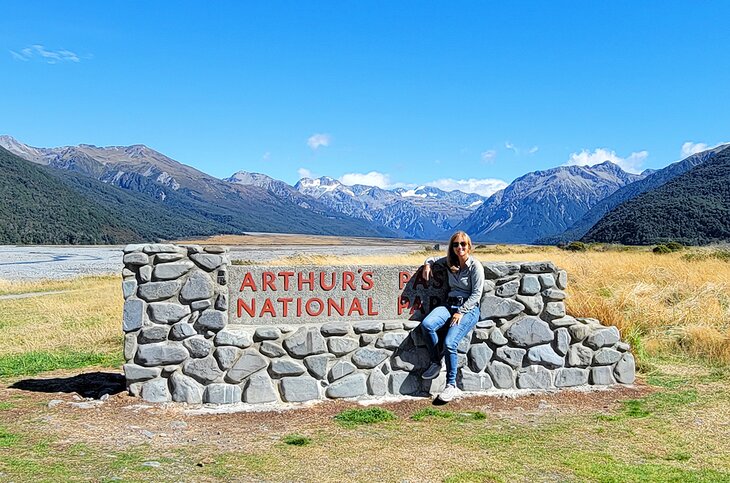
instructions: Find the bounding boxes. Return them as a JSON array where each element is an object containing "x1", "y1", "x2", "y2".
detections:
[{"x1": 451, "y1": 241, "x2": 468, "y2": 248}]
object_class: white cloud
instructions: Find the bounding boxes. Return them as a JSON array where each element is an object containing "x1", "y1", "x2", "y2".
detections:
[
  {"x1": 504, "y1": 142, "x2": 539, "y2": 156},
  {"x1": 481, "y1": 150, "x2": 497, "y2": 163},
  {"x1": 339, "y1": 171, "x2": 391, "y2": 188},
  {"x1": 297, "y1": 167, "x2": 313, "y2": 179},
  {"x1": 262, "y1": 151, "x2": 271, "y2": 161},
  {"x1": 681, "y1": 141, "x2": 708, "y2": 158},
  {"x1": 10, "y1": 45, "x2": 81, "y2": 63},
  {"x1": 307, "y1": 133, "x2": 331, "y2": 150},
  {"x1": 565, "y1": 148, "x2": 648, "y2": 174},
  {"x1": 505, "y1": 141, "x2": 516, "y2": 153},
  {"x1": 426, "y1": 178, "x2": 508, "y2": 197},
  {"x1": 528, "y1": 146, "x2": 539, "y2": 154}
]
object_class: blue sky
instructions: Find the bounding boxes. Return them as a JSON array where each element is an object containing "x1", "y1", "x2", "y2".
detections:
[{"x1": 2, "y1": 1, "x2": 729, "y2": 196}]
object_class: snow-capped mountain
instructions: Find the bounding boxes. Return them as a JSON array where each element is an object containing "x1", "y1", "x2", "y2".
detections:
[{"x1": 458, "y1": 161, "x2": 647, "y2": 244}]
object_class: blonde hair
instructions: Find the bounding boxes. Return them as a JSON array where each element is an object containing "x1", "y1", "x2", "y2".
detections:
[{"x1": 446, "y1": 231, "x2": 472, "y2": 273}]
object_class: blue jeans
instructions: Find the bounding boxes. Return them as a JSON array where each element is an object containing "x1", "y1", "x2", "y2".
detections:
[{"x1": 421, "y1": 305, "x2": 480, "y2": 386}]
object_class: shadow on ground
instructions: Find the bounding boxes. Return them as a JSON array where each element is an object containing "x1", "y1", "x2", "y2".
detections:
[{"x1": 10, "y1": 372, "x2": 126, "y2": 399}]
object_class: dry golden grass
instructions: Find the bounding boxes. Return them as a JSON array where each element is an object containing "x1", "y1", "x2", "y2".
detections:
[{"x1": 0, "y1": 276, "x2": 122, "y2": 358}]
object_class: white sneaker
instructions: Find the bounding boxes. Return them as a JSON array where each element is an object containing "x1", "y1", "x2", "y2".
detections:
[
  {"x1": 439, "y1": 384, "x2": 460, "y2": 402},
  {"x1": 422, "y1": 362, "x2": 441, "y2": 380}
]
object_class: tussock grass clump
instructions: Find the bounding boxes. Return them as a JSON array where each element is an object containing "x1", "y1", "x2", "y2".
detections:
[
  {"x1": 282, "y1": 434, "x2": 311, "y2": 446},
  {"x1": 334, "y1": 407, "x2": 396, "y2": 427},
  {"x1": 411, "y1": 407, "x2": 486, "y2": 422}
]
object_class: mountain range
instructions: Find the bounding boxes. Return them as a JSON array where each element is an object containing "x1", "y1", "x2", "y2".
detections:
[{"x1": 1, "y1": 134, "x2": 728, "y2": 245}]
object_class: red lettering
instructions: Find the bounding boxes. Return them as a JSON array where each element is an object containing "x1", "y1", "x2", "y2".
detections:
[
  {"x1": 298, "y1": 272, "x2": 315, "y2": 291},
  {"x1": 262, "y1": 271, "x2": 276, "y2": 291},
  {"x1": 348, "y1": 297, "x2": 364, "y2": 316},
  {"x1": 327, "y1": 297, "x2": 345, "y2": 316},
  {"x1": 320, "y1": 272, "x2": 337, "y2": 291},
  {"x1": 238, "y1": 272, "x2": 257, "y2": 291},
  {"x1": 367, "y1": 298, "x2": 378, "y2": 316},
  {"x1": 399, "y1": 272, "x2": 411, "y2": 290},
  {"x1": 296, "y1": 298, "x2": 302, "y2": 317},
  {"x1": 361, "y1": 271, "x2": 374, "y2": 290},
  {"x1": 305, "y1": 298, "x2": 324, "y2": 316},
  {"x1": 259, "y1": 299, "x2": 276, "y2": 317},
  {"x1": 342, "y1": 271, "x2": 356, "y2": 291},
  {"x1": 397, "y1": 295, "x2": 410, "y2": 315},
  {"x1": 278, "y1": 271, "x2": 294, "y2": 290},
  {"x1": 410, "y1": 296, "x2": 423, "y2": 315},
  {"x1": 237, "y1": 298, "x2": 255, "y2": 318},
  {"x1": 277, "y1": 297, "x2": 293, "y2": 317}
]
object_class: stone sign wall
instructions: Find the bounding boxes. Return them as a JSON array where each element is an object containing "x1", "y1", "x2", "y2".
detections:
[{"x1": 121, "y1": 244, "x2": 636, "y2": 405}]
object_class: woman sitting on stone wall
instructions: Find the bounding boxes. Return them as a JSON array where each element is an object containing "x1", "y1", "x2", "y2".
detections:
[{"x1": 420, "y1": 230, "x2": 484, "y2": 402}]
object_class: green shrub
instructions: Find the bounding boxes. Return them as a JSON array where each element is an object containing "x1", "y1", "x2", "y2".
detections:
[
  {"x1": 653, "y1": 245, "x2": 672, "y2": 254},
  {"x1": 565, "y1": 241, "x2": 587, "y2": 252},
  {"x1": 665, "y1": 241, "x2": 684, "y2": 251}
]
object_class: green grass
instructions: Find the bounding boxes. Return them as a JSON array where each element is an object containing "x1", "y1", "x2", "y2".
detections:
[
  {"x1": 411, "y1": 407, "x2": 486, "y2": 422},
  {"x1": 334, "y1": 407, "x2": 396, "y2": 427},
  {"x1": 0, "y1": 425, "x2": 20, "y2": 447},
  {"x1": 0, "y1": 402, "x2": 14, "y2": 410},
  {"x1": 0, "y1": 350, "x2": 123, "y2": 378},
  {"x1": 282, "y1": 434, "x2": 311, "y2": 446}
]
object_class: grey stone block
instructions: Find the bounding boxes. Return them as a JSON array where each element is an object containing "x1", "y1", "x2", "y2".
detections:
[
  {"x1": 392, "y1": 347, "x2": 430, "y2": 371},
  {"x1": 388, "y1": 371, "x2": 421, "y2": 395},
  {"x1": 515, "y1": 295, "x2": 544, "y2": 315},
  {"x1": 538, "y1": 273, "x2": 556, "y2": 289},
  {"x1": 123, "y1": 299, "x2": 145, "y2": 332},
  {"x1": 136, "y1": 343, "x2": 188, "y2": 367},
  {"x1": 143, "y1": 243, "x2": 184, "y2": 254},
  {"x1": 368, "y1": 367, "x2": 388, "y2": 396},
  {"x1": 320, "y1": 321, "x2": 350, "y2": 336},
  {"x1": 155, "y1": 252, "x2": 185, "y2": 263},
  {"x1": 204, "y1": 383, "x2": 242, "y2": 404},
  {"x1": 504, "y1": 316, "x2": 554, "y2": 347},
  {"x1": 556, "y1": 270, "x2": 568, "y2": 290},
  {"x1": 327, "y1": 337, "x2": 359, "y2": 356},
  {"x1": 214, "y1": 327, "x2": 253, "y2": 348},
  {"x1": 476, "y1": 319, "x2": 496, "y2": 329},
  {"x1": 480, "y1": 295, "x2": 525, "y2": 320},
  {"x1": 403, "y1": 320, "x2": 421, "y2": 330},
  {"x1": 180, "y1": 270, "x2": 215, "y2": 303},
  {"x1": 254, "y1": 327, "x2": 281, "y2": 341},
  {"x1": 280, "y1": 376, "x2": 320, "y2": 402},
  {"x1": 457, "y1": 332, "x2": 473, "y2": 354},
  {"x1": 326, "y1": 373, "x2": 367, "y2": 398},
  {"x1": 140, "y1": 378, "x2": 171, "y2": 403},
  {"x1": 203, "y1": 245, "x2": 226, "y2": 254},
  {"x1": 122, "y1": 268, "x2": 135, "y2": 278},
  {"x1": 496, "y1": 280, "x2": 519, "y2": 297},
  {"x1": 616, "y1": 342, "x2": 631, "y2": 352},
  {"x1": 183, "y1": 356, "x2": 223, "y2": 384},
  {"x1": 567, "y1": 344, "x2": 594, "y2": 367},
  {"x1": 153, "y1": 261, "x2": 195, "y2": 281},
  {"x1": 495, "y1": 347, "x2": 526, "y2": 369},
  {"x1": 519, "y1": 275, "x2": 541, "y2": 295},
  {"x1": 352, "y1": 347, "x2": 389, "y2": 369},
  {"x1": 190, "y1": 253, "x2": 224, "y2": 271},
  {"x1": 124, "y1": 333, "x2": 137, "y2": 361},
  {"x1": 542, "y1": 288, "x2": 566, "y2": 301},
  {"x1": 283, "y1": 327, "x2": 327, "y2": 358},
  {"x1": 328, "y1": 361, "x2": 356, "y2": 382},
  {"x1": 550, "y1": 315, "x2": 579, "y2": 328},
  {"x1": 543, "y1": 302, "x2": 566, "y2": 320},
  {"x1": 122, "y1": 280, "x2": 137, "y2": 300},
  {"x1": 214, "y1": 346, "x2": 241, "y2": 370},
  {"x1": 123, "y1": 364, "x2": 161, "y2": 383},
  {"x1": 614, "y1": 353, "x2": 636, "y2": 384},
  {"x1": 482, "y1": 262, "x2": 520, "y2": 279},
  {"x1": 360, "y1": 334, "x2": 377, "y2": 346},
  {"x1": 383, "y1": 321, "x2": 403, "y2": 331},
  {"x1": 376, "y1": 332, "x2": 408, "y2": 350},
  {"x1": 527, "y1": 344, "x2": 564, "y2": 369},
  {"x1": 214, "y1": 294, "x2": 227, "y2": 311},
  {"x1": 260, "y1": 341, "x2": 287, "y2": 357},
  {"x1": 270, "y1": 359, "x2": 307, "y2": 377},
  {"x1": 170, "y1": 371, "x2": 203, "y2": 404},
  {"x1": 468, "y1": 344, "x2": 493, "y2": 372},
  {"x1": 196, "y1": 310, "x2": 226, "y2": 332},
  {"x1": 591, "y1": 366, "x2": 616, "y2": 385},
  {"x1": 489, "y1": 329, "x2": 508, "y2": 346},
  {"x1": 183, "y1": 336, "x2": 213, "y2": 358},
  {"x1": 568, "y1": 322, "x2": 591, "y2": 342},
  {"x1": 123, "y1": 244, "x2": 146, "y2": 253},
  {"x1": 517, "y1": 365, "x2": 553, "y2": 390},
  {"x1": 169, "y1": 322, "x2": 197, "y2": 341},
  {"x1": 487, "y1": 361, "x2": 514, "y2": 389},
  {"x1": 244, "y1": 371, "x2": 279, "y2": 404},
  {"x1": 138, "y1": 325, "x2": 170, "y2": 344},
  {"x1": 148, "y1": 302, "x2": 190, "y2": 324},
  {"x1": 520, "y1": 261, "x2": 557, "y2": 274},
  {"x1": 353, "y1": 321, "x2": 383, "y2": 334},
  {"x1": 137, "y1": 281, "x2": 182, "y2": 302},
  {"x1": 554, "y1": 328, "x2": 570, "y2": 356},
  {"x1": 459, "y1": 368, "x2": 486, "y2": 392},
  {"x1": 593, "y1": 348, "x2": 622, "y2": 365},
  {"x1": 555, "y1": 368, "x2": 589, "y2": 387},
  {"x1": 226, "y1": 349, "x2": 268, "y2": 383},
  {"x1": 585, "y1": 326, "x2": 621, "y2": 349},
  {"x1": 123, "y1": 252, "x2": 149, "y2": 266},
  {"x1": 303, "y1": 354, "x2": 333, "y2": 380},
  {"x1": 139, "y1": 265, "x2": 152, "y2": 283},
  {"x1": 473, "y1": 329, "x2": 490, "y2": 342}
]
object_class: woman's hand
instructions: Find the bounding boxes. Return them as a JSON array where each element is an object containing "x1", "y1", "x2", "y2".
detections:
[
  {"x1": 422, "y1": 263, "x2": 432, "y2": 281},
  {"x1": 450, "y1": 312, "x2": 463, "y2": 326}
]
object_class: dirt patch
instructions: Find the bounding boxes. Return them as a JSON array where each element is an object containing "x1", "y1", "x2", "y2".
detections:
[{"x1": 1, "y1": 367, "x2": 651, "y2": 452}]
